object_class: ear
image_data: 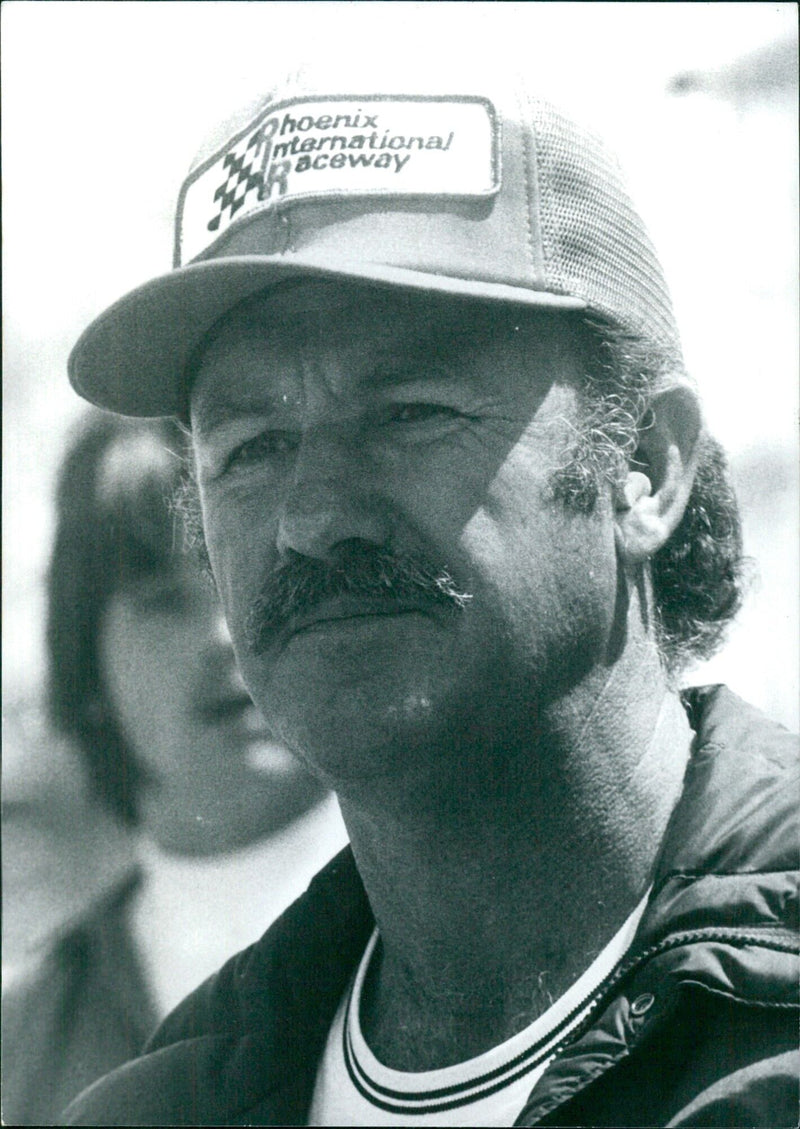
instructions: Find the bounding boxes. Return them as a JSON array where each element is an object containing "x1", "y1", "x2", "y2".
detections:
[{"x1": 614, "y1": 385, "x2": 701, "y2": 565}]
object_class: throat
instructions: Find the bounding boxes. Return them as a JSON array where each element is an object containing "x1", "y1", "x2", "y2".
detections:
[
  {"x1": 357, "y1": 882, "x2": 651, "y2": 1072},
  {"x1": 340, "y1": 689, "x2": 692, "y2": 1072},
  {"x1": 359, "y1": 936, "x2": 567, "y2": 1070},
  {"x1": 349, "y1": 789, "x2": 651, "y2": 1072}
]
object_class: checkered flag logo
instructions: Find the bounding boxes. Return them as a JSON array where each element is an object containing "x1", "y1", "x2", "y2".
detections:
[{"x1": 207, "y1": 126, "x2": 268, "y2": 233}]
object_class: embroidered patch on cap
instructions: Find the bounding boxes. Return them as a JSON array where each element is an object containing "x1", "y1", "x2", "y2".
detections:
[{"x1": 177, "y1": 95, "x2": 500, "y2": 264}]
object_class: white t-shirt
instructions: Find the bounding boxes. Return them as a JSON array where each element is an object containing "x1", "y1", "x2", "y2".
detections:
[
  {"x1": 309, "y1": 890, "x2": 649, "y2": 1126},
  {"x1": 129, "y1": 794, "x2": 347, "y2": 1017}
]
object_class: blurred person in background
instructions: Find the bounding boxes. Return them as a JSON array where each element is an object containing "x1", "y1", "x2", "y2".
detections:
[
  {"x1": 1, "y1": 411, "x2": 347, "y2": 1126},
  {"x1": 2, "y1": 696, "x2": 134, "y2": 989}
]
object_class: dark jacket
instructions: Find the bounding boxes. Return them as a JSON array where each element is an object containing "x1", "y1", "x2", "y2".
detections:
[
  {"x1": 63, "y1": 687, "x2": 799, "y2": 1126},
  {"x1": 2, "y1": 872, "x2": 157, "y2": 1126}
]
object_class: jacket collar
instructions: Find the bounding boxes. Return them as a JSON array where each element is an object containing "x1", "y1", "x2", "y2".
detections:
[
  {"x1": 634, "y1": 685, "x2": 798, "y2": 952},
  {"x1": 151, "y1": 685, "x2": 798, "y2": 1125}
]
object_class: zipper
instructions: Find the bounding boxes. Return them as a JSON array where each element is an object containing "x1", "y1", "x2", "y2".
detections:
[{"x1": 516, "y1": 925, "x2": 798, "y2": 1125}]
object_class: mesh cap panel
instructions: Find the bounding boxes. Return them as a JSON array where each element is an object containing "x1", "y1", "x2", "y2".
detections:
[{"x1": 529, "y1": 98, "x2": 682, "y2": 362}]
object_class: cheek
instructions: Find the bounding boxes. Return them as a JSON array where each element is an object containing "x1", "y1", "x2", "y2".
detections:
[
  {"x1": 460, "y1": 453, "x2": 618, "y2": 648},
  {"x1": 203, "y1": 488, "x2": 261, "y2": 601},
  {"x1": 102, "y1": 646, "x2": 160, "y2": 750},
  {"x1": 202, "y1": 493, "x2": 275, "y2": 662},
  {"x1": 100, "y1": 610, "x2": 189, "y2": 752}
]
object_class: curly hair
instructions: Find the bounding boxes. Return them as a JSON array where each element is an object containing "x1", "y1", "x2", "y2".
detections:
[{"x1": 549, "y1": 318, "x2": 745, "y2": 671}]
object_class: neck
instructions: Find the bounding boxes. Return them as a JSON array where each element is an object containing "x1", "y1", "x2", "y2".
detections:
[{"x1": 338, "y1": 636, "x2": 692, "y2": 1071}]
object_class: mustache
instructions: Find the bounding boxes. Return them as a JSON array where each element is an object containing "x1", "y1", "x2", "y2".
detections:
[{"x1": 244, "y1": 542, "x2": 473, "y2": 655}]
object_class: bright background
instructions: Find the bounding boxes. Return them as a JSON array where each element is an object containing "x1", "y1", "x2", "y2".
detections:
[{"x1": 4, "y1": 1, "x2": 798, "y2": 729}]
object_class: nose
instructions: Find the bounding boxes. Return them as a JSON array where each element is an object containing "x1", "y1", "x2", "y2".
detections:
[
  {"x1": 196, "y1": 600, "x2": 235, "y2": 663},
  {"x1": 209, "y1": 607, "x2": 233, "y2": 650},
  {"x1": 197, "y1": 601, "x2": 245, "y2": 693},
  {"x1": 276, "y1": 426, "x2": 392, "y2": 561}
]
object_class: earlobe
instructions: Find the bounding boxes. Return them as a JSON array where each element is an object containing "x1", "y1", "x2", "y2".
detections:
[
  {"x1": 615, "y1": 471, "x2": 652, "y2": 513},
  {"x1": 615, "y1": 385, "x2": 701, "y2": 566}
]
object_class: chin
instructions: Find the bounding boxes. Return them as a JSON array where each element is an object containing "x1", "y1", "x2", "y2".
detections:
[
  {"x1": 267, "y1": 685, "x2": 458, "y2": 792},
  {"x1": 244, "y1": 741, "x2": 303, "y2": 775},
  {"x1": 248, "y1": 631, "x2": 518, "y2": 786}
]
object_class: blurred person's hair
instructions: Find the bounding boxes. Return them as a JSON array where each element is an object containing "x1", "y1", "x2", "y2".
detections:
[{"x1": 46, "y1": 412, "x2": 191, "y2": 825}]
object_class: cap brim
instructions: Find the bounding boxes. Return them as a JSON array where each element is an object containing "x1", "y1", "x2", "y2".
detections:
[{"x1": 68, "y1": 254, "x2": 587, "y2": 417}]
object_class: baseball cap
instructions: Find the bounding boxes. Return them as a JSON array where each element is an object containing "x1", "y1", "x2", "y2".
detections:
[{"x1": 68, "y1": 65, "x2": 682, "y2": 418}]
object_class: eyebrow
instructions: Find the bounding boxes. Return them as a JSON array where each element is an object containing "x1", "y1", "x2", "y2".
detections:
[{"x1": 191, "y1": 389, "x2": 285, "y2": 438}]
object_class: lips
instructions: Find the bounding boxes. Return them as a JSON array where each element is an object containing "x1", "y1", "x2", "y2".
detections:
[
  {"x1": 195, "y1": 691, "x2": 258, "y2": 726},
  {"x1": 281, "y1": 594, "x2": 435, "y2": 641}
]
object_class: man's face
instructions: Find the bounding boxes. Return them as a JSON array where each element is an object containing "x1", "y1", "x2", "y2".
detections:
[{"x1": 190, "y1": 282, "x2": 619, "y2": 788}]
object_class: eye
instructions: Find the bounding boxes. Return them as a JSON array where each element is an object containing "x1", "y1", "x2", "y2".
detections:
[
  {"x1": 134, "y1": 580, "x2": 190, "y2": 616},
  {"x1": 223, "y1": 430, "x2": 299, "y2": 473},
  {"x1": 388, "y1": 403, "x2": 462, "y2": 425}
]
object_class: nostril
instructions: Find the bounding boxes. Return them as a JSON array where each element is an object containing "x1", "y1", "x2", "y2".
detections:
[
  {"x1": 276, "y1": 498, "x2": 393, "y2": 562},
  {"x1": 327, "y1": 536, "x2": 388, "y2": 562}
]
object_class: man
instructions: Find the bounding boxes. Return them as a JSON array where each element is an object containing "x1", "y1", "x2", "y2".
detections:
[{"x1": 64, "y1": 64, "x2": 797, "y2": 1126}]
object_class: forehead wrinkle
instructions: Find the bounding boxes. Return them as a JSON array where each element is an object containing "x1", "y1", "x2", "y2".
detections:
[
  {"x1": 191, "y1": 383, "x2": 286, "y2": 437},
  {"x1": 192, "y1": 317, "x2": 438, "y2": 423}
]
